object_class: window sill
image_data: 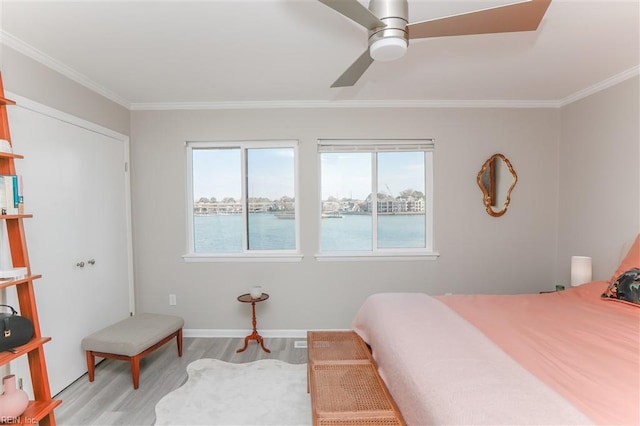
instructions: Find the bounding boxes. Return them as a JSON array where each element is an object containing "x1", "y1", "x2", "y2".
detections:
[
  {"x1": 314, "y1": 251, "x2": 440, "y2": 262},
  {"x1": 183, "y1": 253, "x2": 304, "y2": 263}
]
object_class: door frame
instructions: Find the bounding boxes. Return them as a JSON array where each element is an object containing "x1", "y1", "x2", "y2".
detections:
[{"x1": 6, "y1": 91, "x2": 135, "y2": 314}]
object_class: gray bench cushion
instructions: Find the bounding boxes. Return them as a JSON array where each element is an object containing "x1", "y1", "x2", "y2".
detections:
[{"x1": 81, "y1": 313, "x2": 184, "y2": 357}]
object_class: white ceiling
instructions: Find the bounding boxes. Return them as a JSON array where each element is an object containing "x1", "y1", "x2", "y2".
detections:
[{"x1": 1, "y1": 0, "x2": 638, "y2": 109}]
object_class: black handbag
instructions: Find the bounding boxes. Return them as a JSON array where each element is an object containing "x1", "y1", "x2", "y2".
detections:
[{"x1": 0, "y1": 305, "x2": 34, "y2": 352}]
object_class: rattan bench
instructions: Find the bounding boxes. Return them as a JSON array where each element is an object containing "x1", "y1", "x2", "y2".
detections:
[{"x1": 307, "y1": 331, "x2": 405, "y2": 426}]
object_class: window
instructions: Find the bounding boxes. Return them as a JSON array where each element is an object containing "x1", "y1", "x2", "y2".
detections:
[
  {"x1": 318, "y1": 140, "x2": 434, "y2": 258},
  {"x1": 185, "y1": 140, "x2": 299, "y2": 260}
]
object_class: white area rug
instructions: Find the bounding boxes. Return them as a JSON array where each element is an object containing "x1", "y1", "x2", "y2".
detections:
[{"x1": 154, "y1": 359, "x2": 311, "y2": 425}]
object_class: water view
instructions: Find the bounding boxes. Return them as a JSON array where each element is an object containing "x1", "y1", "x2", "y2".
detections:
[
  {"x1": 191, "y1": 146, "x2": 429, "y2": 253},
  {"x1": 194, "y1": 213, "x2": 426, "y2": 253}
]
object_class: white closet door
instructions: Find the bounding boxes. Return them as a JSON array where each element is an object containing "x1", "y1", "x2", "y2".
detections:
[{"x1": 6, "y1": 97, "x2": 133, "y2": 396}]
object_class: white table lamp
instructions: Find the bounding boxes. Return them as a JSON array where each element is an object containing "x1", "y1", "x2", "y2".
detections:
[{"x1": 571, "y1": 256, "x2": 592, "y2": 286}]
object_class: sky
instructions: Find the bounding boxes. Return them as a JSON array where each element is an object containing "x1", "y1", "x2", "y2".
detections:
[
  {"x1": 192, "y1": 148, "x2": 425, "y2": 201},
  {"x1": 321, "y1": 151, "x2": 425, "y2": 200},
  {"x1": 193, "y1": 147, "x2": 294, "y2": 201}
]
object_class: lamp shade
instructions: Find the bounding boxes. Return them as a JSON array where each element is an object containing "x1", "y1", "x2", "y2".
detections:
[{"x1": 571, "y1": 256, "x2": 592, "y2": 286}]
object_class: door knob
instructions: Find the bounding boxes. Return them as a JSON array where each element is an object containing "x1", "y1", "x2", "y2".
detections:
[{"x1": 76, "y1": 261, "x2": 85, "y2": 267}]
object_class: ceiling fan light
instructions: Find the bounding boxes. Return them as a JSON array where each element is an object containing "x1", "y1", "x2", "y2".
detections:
[{"x1": 369, "y1": 37, "x2": 407, "y2": 61}]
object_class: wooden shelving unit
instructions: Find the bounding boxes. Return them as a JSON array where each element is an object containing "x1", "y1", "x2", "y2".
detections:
[{"x1": 0, "y1": 73, "x2": 60, "y2": 425}]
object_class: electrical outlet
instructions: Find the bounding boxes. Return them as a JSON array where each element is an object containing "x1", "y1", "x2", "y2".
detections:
[{"x1": 169, "y1": 294, "x2": 177, "y2": 305}]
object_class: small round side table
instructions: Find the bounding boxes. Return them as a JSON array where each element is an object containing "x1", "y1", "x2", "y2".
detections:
[{"x1": 236, "y1": 293, "x2": 271, "y2": 353}]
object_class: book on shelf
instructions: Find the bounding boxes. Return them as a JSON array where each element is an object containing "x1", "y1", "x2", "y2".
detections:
[
  {"x1": 0, "y1": 267, "x2": 27, "y2": 280},
  {"x1": 0, "y1": 139, "x2": 11, "y2": 154},
  {"x1": 0, "y1": 175, "x2": 23, "y2": 215}
]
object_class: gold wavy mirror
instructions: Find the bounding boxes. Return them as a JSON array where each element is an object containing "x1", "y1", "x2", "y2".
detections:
[{"x1": 477, "y1": 153, "x2": 517, "y2": 217}]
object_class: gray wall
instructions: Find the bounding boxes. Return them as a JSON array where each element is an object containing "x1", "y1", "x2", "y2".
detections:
[
  {"x1": 130, "y1": 107, "x2": 561, "y2": 331},
  {"x1": 3, "y1": 45, "x2": 638, "y2": 333},
  {"x1": 1, "y1": 46, "x2": 130, "y2": 135},
  {"x1": 557, "y1": 76, "x2": 640, "y2": 284}
]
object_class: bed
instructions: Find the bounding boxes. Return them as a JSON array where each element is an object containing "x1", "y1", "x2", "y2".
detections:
[{"x1": 352, "y1": 238, "x2": 640, "y2": 425}]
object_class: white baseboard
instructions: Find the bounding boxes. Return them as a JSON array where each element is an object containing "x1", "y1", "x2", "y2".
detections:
[{"x1": 183, "y1": 328, "x2": 349, "y2": 339}]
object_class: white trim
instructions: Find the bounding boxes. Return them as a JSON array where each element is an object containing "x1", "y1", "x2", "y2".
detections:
[
  {"x1": 6, "y1": 91, "x2": 128, "y2": 141},
  {"x1": 315, "y1": 252, "x2": 440, "y2": 262},
  {"x1": 6, "y1": 91, "x2": 137, "y2": 315},
  {"x1": 185, "y1": 140, "x2": 300, "y2": 258},
  {"x1": 317, "y1": 139, "x2": 435, "y2": 255},
  {"x1": 183, "y1": 253, "x2": 304, "y2": 263},
  {"x1": 184, "y1": 328, "x2": 348, "y2": 339},
  {"x1": 187, "y1": 139, "x2": 300, "y2": 148},
  {"x1": 424, "y1": 150, "x2": 435, "y2": 252},
  {"x1": 318, "y1": 139, "x2": 435, "y2": 152},
  {"x1": 126, "y1": 67, "x2": 640, "y2": 110},
  {"x1": 184, "y1": 142, "x2": 196, "y2": 261},
  {"x1": 372, "y1": 153, "x2": 379, "y2": 251},
  {"x1": 3, "y1": 30, "x2": 637, "y2": 111},
  {"x1": 558, "y1": 66, "x2": 640, "y2": 107},
  {"x1": 130, "y1": 99, "x2": 562, "y2": 110},
  {"x1": 1, "y1": 31, "x2": 131, "y2": 109},
  {"x1": 123, "y1": 144, "x2": 135, "y2": 315}
]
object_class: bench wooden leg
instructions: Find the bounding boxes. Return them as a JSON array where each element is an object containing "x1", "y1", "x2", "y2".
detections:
[
  {"x1": 86, "y1": 351, "x2": 95, "y2": 382},
  {"x1": 177, "y1": 328, "x2": 183, "y2": 357},
  {"x1": 130, "y1": 355, "x2": 141, "y2": 390}
]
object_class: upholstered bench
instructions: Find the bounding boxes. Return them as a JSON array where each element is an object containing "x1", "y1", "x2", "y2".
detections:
[{"x1": 81, "y1": 313, "x2": 184, "y2": 389}]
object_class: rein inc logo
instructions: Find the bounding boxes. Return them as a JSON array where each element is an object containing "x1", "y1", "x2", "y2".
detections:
[
  {"x1": 0, "y1": 375, "x2": 32, "y2": 423},
  {"x1": 0, "y1": 416, "x2": 36, "y2": 424}
]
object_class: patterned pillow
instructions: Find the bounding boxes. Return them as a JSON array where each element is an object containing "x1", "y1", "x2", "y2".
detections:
[
  {"x1": 602, "y1": 268, "x2": 640, "y2": 306},
  {"x1": 610, "y1": 234, "x2": 640, "y2": 283}
]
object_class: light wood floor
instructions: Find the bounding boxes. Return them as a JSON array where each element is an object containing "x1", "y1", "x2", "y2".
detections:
[{"x1": 54, "y1": 337, "x2": 308, "y2": 426}]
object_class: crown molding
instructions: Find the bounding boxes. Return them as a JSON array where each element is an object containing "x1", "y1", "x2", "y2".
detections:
[
  {"x1": 0, "y1": 30, "x2": 132, "y2": 109},
  {"x1": 129, "y1": 99, "x2": 560, "y2": 110},
  {"x1": 2, "y1": 30, "x2": 637, "y2": 112},
  {"x1": 129, "y1": 67, "x2": 640, "y2": 110},
  {"x1": 558, "y1": 66, "x2": 640, "y2": 107}
]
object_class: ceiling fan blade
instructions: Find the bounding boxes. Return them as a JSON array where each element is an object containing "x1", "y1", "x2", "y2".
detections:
[
  {"x1": 407, "y1": 0, "x2": 551, "y2": 39},
  {"x1": 331, "y1": 50, "x2": 374, "y2": 88},
  {"x1": 318, "y1": 0, "x2": 385, "y2": 30}
]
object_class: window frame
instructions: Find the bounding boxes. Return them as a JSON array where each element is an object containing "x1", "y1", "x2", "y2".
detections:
[
  {"x1": 183, "y1": 140, "x2": 302, "y2": 263},
  {"x1": 316, "y1": 139, "x2": 439, "y2": 262}
]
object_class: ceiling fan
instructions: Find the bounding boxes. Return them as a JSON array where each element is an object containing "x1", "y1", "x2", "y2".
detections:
[{"x1": 318, "y1": 0, "x2": 551, "y2": 87}]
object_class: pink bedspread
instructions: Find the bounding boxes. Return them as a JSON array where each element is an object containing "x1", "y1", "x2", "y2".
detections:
[
  {"x1": 440, "y1": 281, "x2": 640, "y2": 425},
  {"x1": 352, "y1": 283, "x2": 639, "y2": 425}
]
